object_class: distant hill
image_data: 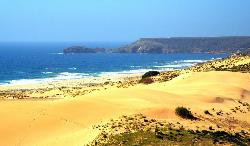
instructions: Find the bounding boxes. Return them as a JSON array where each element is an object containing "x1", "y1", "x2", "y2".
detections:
[
  {"x1": 63, "y1": 46, "x2": 105, "y2": 54},
  {"x1": 113, "y1": 36, "x2": 250, "y2": 54}
]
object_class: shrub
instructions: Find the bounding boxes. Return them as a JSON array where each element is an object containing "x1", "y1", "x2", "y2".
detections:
[
  {"x1": 142, "y1": 71, "x2": 160, "y2": 79},
  {"x1": 139, "y1": 77, "x2": 154, "y2": 84},
  {"x1": 175, "y1": 107, "x2": 197, "y2": 120},
  {"x1": 204, "y1": 110, "x2": 212, "y2": 115}
]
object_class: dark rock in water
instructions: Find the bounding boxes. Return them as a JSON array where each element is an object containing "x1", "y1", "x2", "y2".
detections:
[{"x1": 63, "y1": 46, "x2": 105, "y2": 54}]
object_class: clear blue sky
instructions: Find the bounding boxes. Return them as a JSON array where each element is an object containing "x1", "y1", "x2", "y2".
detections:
[{"x1": 0, "y1": 0, "x2": 250, "y2": 42}]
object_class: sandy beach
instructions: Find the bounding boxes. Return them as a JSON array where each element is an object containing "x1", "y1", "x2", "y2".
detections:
[{"x1": 0, "y1": 56, "x2": 250, "y2": 145}]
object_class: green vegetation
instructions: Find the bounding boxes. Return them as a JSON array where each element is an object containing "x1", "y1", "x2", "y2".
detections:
[
  {"x1": 214, "y1": 63, "x2": 250, "y2": 73},
  {"x1": 175, "y1": 107, "x2": 198, "y2": 120},
  {"x1": 138, "y1": 71, "x2": 160, "y2": 84},
  {"x1": 139, "y1": 77, "x2": 154, "y2": 84},
  {"x1": 142, "y1": 71, "x2": 160, "y2": 79},
  {"x1": 204, "y1": 110, "x2": 212, "y2": 115},
  {"x1": 93, "y1": 129, "x2": 250, "y2": 146},
  {"x1": 88, "y1": 103, "x2": 250, "y2": 146}
]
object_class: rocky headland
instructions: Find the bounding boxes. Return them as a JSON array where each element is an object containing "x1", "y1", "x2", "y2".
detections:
[
  {"x1": 63, "y1": 37, "x2": 250, "y2": 55},
  {"x1": 113, "y1": 36, "x2": 250, "y2": 54}
]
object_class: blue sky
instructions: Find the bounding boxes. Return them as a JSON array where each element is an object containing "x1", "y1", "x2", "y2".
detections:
[{"x1": 0, "y1": 0, "x2": 250, "y2": 42}]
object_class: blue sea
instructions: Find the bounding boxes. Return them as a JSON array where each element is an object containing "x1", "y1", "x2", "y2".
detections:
[{"x1": 0, "y1": 42, "x2": 228, "y2": 85}]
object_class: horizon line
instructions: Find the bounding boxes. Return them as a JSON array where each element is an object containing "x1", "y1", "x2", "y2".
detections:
[{"x1": 1, "y1": 35, "x2": 250, "y2": 43}]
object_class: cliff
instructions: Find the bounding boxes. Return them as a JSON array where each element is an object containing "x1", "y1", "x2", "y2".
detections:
[{"x1": 114, "y1": 36, "x2": 250, "y2": 54}]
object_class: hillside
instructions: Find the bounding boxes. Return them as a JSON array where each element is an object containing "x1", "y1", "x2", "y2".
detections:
[{"x1": 114, "y1": 36, "x2": 250, "y2": 54}]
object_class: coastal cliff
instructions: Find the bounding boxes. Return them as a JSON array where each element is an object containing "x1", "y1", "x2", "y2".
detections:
[
  {"x1": 63, "y1": 37, "x2": 250, "y2": 54},
  {"x1": 114, "y1": 36, "x2": 250, "y2": 54}
]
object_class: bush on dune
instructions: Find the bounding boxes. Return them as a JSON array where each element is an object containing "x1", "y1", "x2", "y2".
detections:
[
  {"x1": 139, "y1": 77, "x2": 154, "y2": 84},
  {"x1": 175, "y1": 107, "x2": 198, "y2": 120},
  {"x1": 142, "y1": 71, "x2": 160, "y2": 79},
  {"x1": 139, "y1": 71, "x2": 160, "y2": 84}
]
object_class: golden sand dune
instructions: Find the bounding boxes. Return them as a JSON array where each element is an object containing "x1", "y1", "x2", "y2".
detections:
[{"x1": 0, "y1": 71, "x2": 249, "y2": 146}]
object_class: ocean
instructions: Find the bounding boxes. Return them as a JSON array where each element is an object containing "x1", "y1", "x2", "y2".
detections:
[{"x1": 0, "y1": 42, "x2": 228, "y2": 85}]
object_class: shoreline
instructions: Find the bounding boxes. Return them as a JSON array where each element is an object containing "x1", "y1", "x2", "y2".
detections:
[
  {"x1": 0, "y1": 72, "x2": 143, "y2": 99},
  {"x1": 0, "y1": 72, "x2": 142, "y2": 90},
  {"x1": 0, "y1": 57, "x2": 220, "y2": 87},
  {"x1": 0, "y1": 71, "x2": 249, "y2": 146},
  {"x1": 0, "y1": 57, "x2": 220, "y2": 88},
  {"x1": 1, "y1": 55, "x2": 250, "y2": 100},
  {"x1": 0, "y1": 55, "x2": 249, "y2": 145}
]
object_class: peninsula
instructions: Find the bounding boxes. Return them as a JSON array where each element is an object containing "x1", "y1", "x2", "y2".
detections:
[
  {"x1": 64, "y1": 37, "x2": 250, "y2": 54},
  {"x1": 114, "y1": 36, "x2": 250, "y2": 54}
]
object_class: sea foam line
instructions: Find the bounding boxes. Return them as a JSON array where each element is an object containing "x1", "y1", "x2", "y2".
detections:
[
  {"x1": 1, "y1": 72, "x2": 89, "y2": 86},
  {"x1": 0, "y1": 59, "x2": 210, "y2": 86}
]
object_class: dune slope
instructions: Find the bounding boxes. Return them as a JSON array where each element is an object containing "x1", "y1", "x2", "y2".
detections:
[{"x1": 0, "y1": 71, "x2": 249, "y2": 146}]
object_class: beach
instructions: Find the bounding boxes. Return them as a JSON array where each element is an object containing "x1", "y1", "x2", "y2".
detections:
[
  {"x1": 0, "y1": 55, "x2": 250, "y2": 145},
  {"x1": 1, "y1": 0, "x2": 250, "y2": 145}
]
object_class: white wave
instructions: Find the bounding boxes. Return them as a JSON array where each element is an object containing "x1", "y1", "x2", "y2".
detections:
[
  {"x1": 0, "y1": 82, "x2": 7, "y2": 85},
  {"x1": 0, "y1": 59, "x2": 214, "y2": 86},
  {"x1": 42, "y1": 72, "x2": 53, "y2": 74},
  {"x1": 2, "y1": 72, "x2": 89, "y2": 86},
  {"x1": 98, "y1": 67, "x2": 175, "y2": 77},
  {"x1": 51, "y1": 72, "x2": 89, "y2": 80},
  {"x1": 130, "y1": 66, "x2": 142, "y2": 68},
  {"x1": 99, "y1": 69, "x2": 154, "y2": 76},
  {"x1": 68, "y1": 67, "x2": 77, "y2": 70},
  {"x1": 154, "y1": 63, "x2": 193, "y2": 68},
  {"x1": 175, "y1": 59, "x2": 207, "y2": 63},
  {"x1": 153, "y1": 59, "x2": 208, "y2": 69},
  {"x1": 213, "y1": 57, "x2": 222, "y2": 60},
  {"x1": 49, "y1": 52, "x2": 63, "y2": 55}
]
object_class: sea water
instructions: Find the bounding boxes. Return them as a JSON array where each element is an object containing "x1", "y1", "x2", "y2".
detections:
[{"x1": 0, "y1": 42, "x2": 227, "y2": 85}]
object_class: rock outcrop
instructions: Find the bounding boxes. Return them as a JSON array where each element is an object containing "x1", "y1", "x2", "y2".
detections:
[{"x1": 63, "y1": 46, "x2": 105, "y2": 54}]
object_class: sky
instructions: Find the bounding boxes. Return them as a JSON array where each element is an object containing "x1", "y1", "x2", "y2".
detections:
[{"x1": 0, "y1": 0, "x2": 250, "y2": 42}]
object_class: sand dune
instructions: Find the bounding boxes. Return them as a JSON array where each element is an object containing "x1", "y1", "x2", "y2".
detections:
[{"x1": 0, "y1": 71, "x2": 250, "y2": 145}]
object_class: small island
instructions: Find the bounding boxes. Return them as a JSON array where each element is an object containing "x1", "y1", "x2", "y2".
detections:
[{"x1": 63, "y1": 46, "x2": 106, "y2": 54}]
